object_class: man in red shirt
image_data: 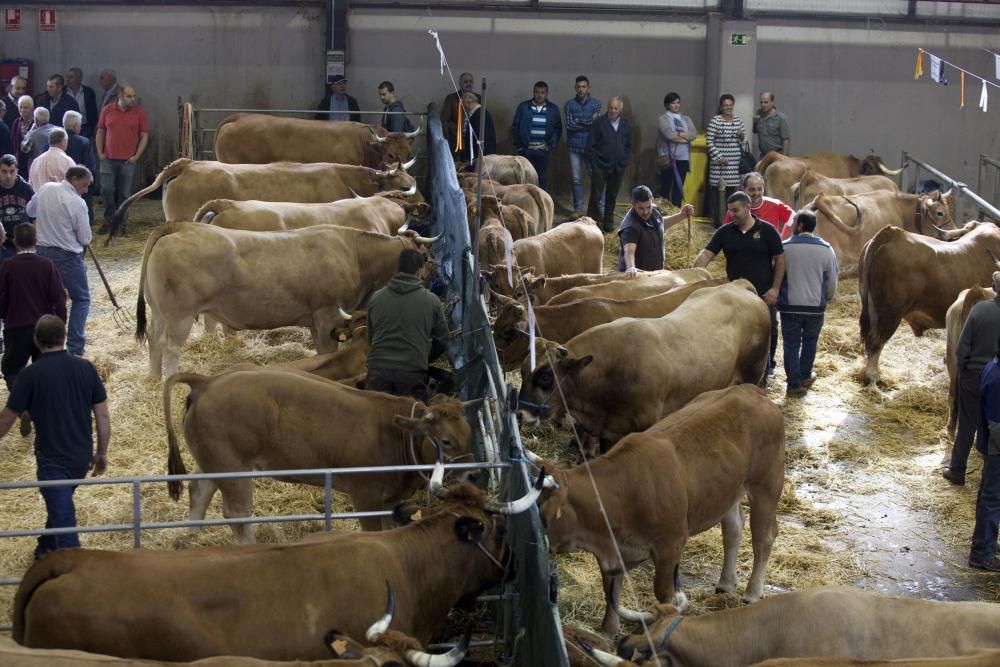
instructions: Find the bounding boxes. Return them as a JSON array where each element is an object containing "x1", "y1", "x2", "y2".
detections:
[
  {"x1": 95, "y1": 84, "x2": 149, "y2": 231},
  {"x1": 723, "y1": 171, "x2": 795, "y2": 240}
]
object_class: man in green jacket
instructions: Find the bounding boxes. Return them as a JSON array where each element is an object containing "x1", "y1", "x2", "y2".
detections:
[{"x1": 365, "y1": 249, "x2": 448, "y2": 401}]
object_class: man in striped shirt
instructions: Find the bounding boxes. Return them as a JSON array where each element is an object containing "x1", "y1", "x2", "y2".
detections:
[{"x1": 511, "y1": 81, "x2": 562, "y2": 191}]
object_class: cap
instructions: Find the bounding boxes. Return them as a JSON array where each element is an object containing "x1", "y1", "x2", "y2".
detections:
[{"x1": 329, "y1": 75, "x2": 347, "y2": 84}]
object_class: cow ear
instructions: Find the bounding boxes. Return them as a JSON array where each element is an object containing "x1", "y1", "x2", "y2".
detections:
[
  {"x1": 454, "y1": 516, "x2": 485, "y2": 542},
  {"x1": 570, "y1": 355, "x2": 594, "y2": 373},
  {"x1": 392, "y1": 414, "x2": 424, "y2": 433},
  {"x1": 324, "y1": 630, "x2": 362, "y2": 659},
  {"x1": 393, "y1": 503, "x2": 422, "y2": 525}
]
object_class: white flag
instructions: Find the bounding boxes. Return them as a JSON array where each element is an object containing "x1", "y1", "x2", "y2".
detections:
[
  {"x1": 930, "y1": 55, "x2": 942, "y2": 83},
  {"x1": 981, "y1": 79, "x2": 989, "y2": 113},
  {"x1": 428, "y1": 30, "x2": 446, "y2": 76},
  {"x1": 526, "y1": 299, "x2": 537, "y2": 371},
  {"x1": 995, "y1": 53, "x2": 1000, "y2": 79},
  {"x1": 504, "y1": 231, "x2": 513, "y2": 292}
]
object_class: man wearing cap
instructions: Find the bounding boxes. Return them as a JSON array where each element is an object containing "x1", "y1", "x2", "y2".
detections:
[{"x1": 316, "y1": 75, "x2": 360, "y2": 123}]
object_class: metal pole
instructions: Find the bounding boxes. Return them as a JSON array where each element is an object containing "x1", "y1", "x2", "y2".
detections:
[
  {"x1": 132, "y1": 481, "x2": 142, "y2": 549},
  {"x1": 472, "y1": 78, "x2": 487, "y2": 280},
  {"x1": 324, "y1": 471, "x2": 333, "y2": 532}
]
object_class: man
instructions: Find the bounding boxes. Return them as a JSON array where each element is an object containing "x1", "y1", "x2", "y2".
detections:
[
  {"x1": 695, "y1": 191, "x2": 785, "y2": 373},
  {"x1": 0, "y1": 100, "x2": 12, "y2": 157},
  {"x1": 65, "y1": 68, "x2": 98, "y2": 139},
  {"x1": 753, "y1": 91, "x2": 790, "y2": 160},
  {"x1": 365, "y1": 248, "x2": 448, "y2": 401},
  {"x1": 0, "y1": 154, "x2": 32, "y2": 263},
  {"x1": 377, "y1": 81, "x2": 414, "y2": 134},
  {"x1": 442, "y1": 72, "x2": 478, "y2": 153},
  {"x1": 457, "y1": 91, "x2": 495, "y2": 165},
  {"x1": 63, "y1": 111, "x2": 97, "y2": 226},
  {"x1": 315, "y1": 75, "x2": 360, "y2": 123},
  {"x1": 0, "y1": 223, "x2": 66, "y2": 393},
  {"x1": 4, "y1": 76, "x2": 27, "y2": 126},
  {"x1": 21, "y1": 107, "x2": 56, "y2": 166},
  {"x1": 969, "y1": 339, "x2": 1000, "y2": 571},
  {"x1": 617, "y1": 185, "x2": 693, "y2": 276},
  {"x1": 511, "y1": 81, "x2": 562, "y2": 191},
  {"x1": 564, "y1": 75, "x2": 601, "y2": 215},
  {"x1": 33, "y1": 74, "x2": 80, "y2": 129},
  {"x1": 586, "y1": 96, "x2": 630, "y2": 233},
  {"x1": 26, "y1": 166, "x2": 93, "y2": 357},
  {"x1": 29, "y1": 128, "x2": 76, "y2": 191},
  {"x1": 0, "y1": 314, "x2": 109, "y2": 560},
  {"x1": 95, "y1": 84, "x2": 149, "y2": 227},
  {"x1": 724, "y1": 171, "x2": 795, "y2": 240},
  {"x1": 777, "y1": 210, "x2": 839, "y2": 397},
  {"x1": 98, "y1": 68, "x2": 120, "y2": 109},
  {"x1": 944, "y1": 271, "x2": 1000, "y2": 485}
]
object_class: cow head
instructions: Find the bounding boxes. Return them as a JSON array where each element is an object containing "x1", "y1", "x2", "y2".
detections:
[
  {"x1": 376, "y1": 190, "x2": 432, "y2": 222},
  {"x1": 392, "y1": 395, "x2": 473, "y2": 470},
  {"x1": 482, "y1": 263, "x2": 531, "y2": 298},
  {"x1": 918, "y1": 190, "x2": 955, "y2": 237},
  {"x1": 372, "y1": 167, "x2": 421, "y2": 201},
  {"x1": 491, "y1": 297, "x2": 532, "y2": 371},
  {"x1": 615, "y1": 601, "x2": 685, "y2": 664},
  {"x1": 860, "y1": 155, "x2": 904, "y2": 177},
  {"x1": 517, "y1": 342, "x2": 593, "y2": 426},
  {"x1": 365, "y1": 124, "x2": 418, "y2": 167}
]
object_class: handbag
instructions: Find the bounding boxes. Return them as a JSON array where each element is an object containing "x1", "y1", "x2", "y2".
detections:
[
  {"x1": 739, "y1": 142, "x2": 757, "y2": 175},
  {"x1": 655, "y1": 154, "x2": 672, "y2": 169}
]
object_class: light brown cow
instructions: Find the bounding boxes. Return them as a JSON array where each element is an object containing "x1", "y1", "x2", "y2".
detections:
[
  {"x1": 459, "y1": 174, "x2": 554, "y2": 231},
  {"x1": 214, "y1": 113, "x2": 420, "y2": 168},
  {"x1": 535, "y1": 384, "x2": 784, "y2": 635},
  {"x1": 107, "y1": 159, "x2": 417, "y2": 237},
  {"x1": 12, "y1": 483, "x2": 532, "y2": 661},
  {"x1": 752, "y1": 651, "x2": 1000, "y2": 667},
  {"x1": 803, "y1": 189, "x2": 954, "y2": 274},
  {"x1": 945, "y1": 285, "x2": 996, "y2": 432},
  {"x1": 491, "y1": 278, "x2": 726, "y2": 371},
  {"x1": 613, "y1": 587, "x2": 1000, "y2": 666},
  {"x1": 515, "y1": 270, "x2": 679, "y2": 304},
  {"x1": 858, "y1": 222, "x2": 1000, "y2": 385},
  {"x1": 192, "y1": 195, "x2": 419, "y2": 235},
  {"x1": 517, "y1": 280, "x2": 770, "y2": 446},
  {"x1": 477, "y1": 155, "x2": 539, "y2": 185},
  {"x1": 756, "y1": 152, "x2": 903, "y2": 206},
  {"x1": 479, "y1": 194, "x2": 535, "y2": 239},
  {"x1": 478, "y1": 219, "x2": 515, "y2": 267},
  {"x1": 136, "y1": 223, "x2": 435, "y2": 379},
  {"x1": 791, "y1": 169, "x2": 900, "y2": 208},
  {"x1": 544, "y1": 268, "x2": 713, "y2": 306}
]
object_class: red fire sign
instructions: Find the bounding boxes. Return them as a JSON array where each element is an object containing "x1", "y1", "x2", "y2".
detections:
[
  {"x1": 4, "y1": 8, "x2": 21, "y2": 31},
  {"x1": 38, "y1": 8, "x2": 56, "y2": 32}
]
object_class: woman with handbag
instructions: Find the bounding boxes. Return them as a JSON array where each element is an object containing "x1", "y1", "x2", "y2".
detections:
[
  {"x1": 656, "y1": 92, "x2": 697, "y2": 207},
  {"x1": 705, "y1": 93, "x2": 745, "y2": 227}
]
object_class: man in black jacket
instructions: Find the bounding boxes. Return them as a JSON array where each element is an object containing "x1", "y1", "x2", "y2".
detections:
[
  {"x1": 33, "y1": 74, "x2": 79, "y2": 129},
  {"x1": 586, "y1": 96, "x2": 631, "y2": 232},
  {"x1": 316, "y1": 75, "x2": 360, "y2": 123},
  {"x1": 65, "y1": 68, "x2": 99, "y2": 139}
]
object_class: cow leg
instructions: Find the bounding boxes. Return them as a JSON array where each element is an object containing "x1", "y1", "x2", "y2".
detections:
[
  {"x1": 652, "y1": 540, "x2": 687, "y2": 611},
  {"x1": 218, "y1": 478, "x2": 255, "y2": 544},
  {"x1": 187, "y1": 466, "x2": 219, "y2": 532},
  {"x1": 147, "y1": 315, "x2": 164, "y2": 380},
  {"x1": 863, "y1": 347, "x2": 883, "y2": 386},
  {"x1": 163, "y1": 316, "x2": 196, "y2": 380},
  {"x1": 312, "y1": 309, "x2": 344, "y2": 355},
  {"x1": 348, "y1": 490, "x2": 388, "y2": 532},
  {"x1": 717, "y1": 500, "x2": 744, "y2": 594},
  {"x1": 743, "y1": 489, "x2": 780, "y2": 603},
  {"x1": 598, "y1": 563, "x2": 624, "y2": 636}
]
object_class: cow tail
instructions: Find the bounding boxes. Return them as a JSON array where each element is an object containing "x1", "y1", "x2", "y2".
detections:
[
  {"x1": 812, "y1": 194, "x2": 858, "y2": 234},
  {"x1": 136, "y1": 223, "x2": 185, "y2": 343},
  {"x1": 107, "y1": 158, "x2": 191, "y2": 240},
  {"x1": 193, "y1": 198, "x2": 233, "y2": 224},
  {"x1": 12, "y1": 554, "x2": 77, "y2": 644},
  {"x1": 163, "y1": 372, "x2": 207, "y2": 501},
  {"x1": 754, "y1": 151, "x2": 782, "y2": 176},
  {"x1": 858, "y1": 227, "x2": 896, "y2": 355}
]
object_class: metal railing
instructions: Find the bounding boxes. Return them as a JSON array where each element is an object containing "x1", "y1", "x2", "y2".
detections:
[
  {"x1": 901, "y1": 151, "x2": 1000, "y2": 224},
  {"x1": 979, "y1": 155, "x2": 1000, "y2": 220}
]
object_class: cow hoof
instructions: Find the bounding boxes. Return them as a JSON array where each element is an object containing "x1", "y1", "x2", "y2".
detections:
[
  {"x1": 715, "y1": 583, "x2": 736, "y2": 595},
  {"x1": 672, "y1": 591, "x2": 689, "y2": 612},
  {"x1": 741, "y1": 592, "x2": 763, "y2": 604}
]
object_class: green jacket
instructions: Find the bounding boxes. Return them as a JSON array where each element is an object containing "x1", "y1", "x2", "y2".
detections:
[{"x1": 366, "y1": 273, "x2": 448, "y2": 373}]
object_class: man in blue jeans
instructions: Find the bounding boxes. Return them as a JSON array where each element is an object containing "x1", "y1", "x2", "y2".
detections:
[
  {"x1": 563, "y1": 76, "x2": 601, "y2": 215},
  {"x1": 0, "y1": 315, "x2": 110, "y2": 559},
  {"x1": 511, "y1": 81, "x2": 562, "y2": 191},
  {"x1": 777, "y1": 210, "x2": 839, "y2": 397},
  {"x1": 969, "y1": 348, "x2": 1000, "y2": 571},
  {"x1": 25, "y1": 166, "x2": 93, "y2": 356}
]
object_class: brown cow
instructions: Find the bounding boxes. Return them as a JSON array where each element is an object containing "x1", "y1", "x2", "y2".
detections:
[
  {"x1": 791, "y1": 169, "x2": 900, "y2": 208},
  {"x1": 545, "y1": 268, "x2": 713, "y2": 306},
  {"x1": 517, "y1": 280, "x2": 770, "y2": 445},
  {"x1": 515, "y1": 270, "x2": 682, "y2": 304},
  {"x1": 613, "y1": 587, "x2": 1000, "y2": 666},
  {"x1": 945, "y1": 285, "x2": 996, "y2": 432},
  {"x1": 214, "y1": 113, "x2": 420, "y2": 168},
  {"x1": 479, "y1": 194, "x2": 535, "y2": 239},
  {"x1": 803, "y1": 189, "x2": 954, "y2": 274},
  {"x1": 459, "y1": 174, "x2": 554, "y2": 231},
  {"x1": 535, "y1": 384, "x2": 784, "y2": 635},
  {"x1": 477, "y1": 155, "x2": 538, "y2": 185},
  {"x1": 478, "y1": 219, "x2": 515, "y2": 267},
  {"x1": 491, "y1": 278, "x2": 726, "y2": 371},
  {"x1": 858, "y1": 222, "x2": 1000, "y2": 385},
  {"x1": 756, "y1": 151, "x2": 903, "y2": 206},
  {"x1": 108, "y1": 159, "x2": 417, "y2": 237},
  {"x1": 12, "y1": 482, "x2": 536, "y2": 661},
  {"x1": 752, "y1": 652, "x2": 1000, "y2": 667}
]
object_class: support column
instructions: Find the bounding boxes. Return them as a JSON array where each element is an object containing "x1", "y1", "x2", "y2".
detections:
[
  {"x1": 325, "y1": 0, "x2": 348, "y2": 83},
  {"x1": 703, "y1": 14, "x2": 758, "y2": 142}
]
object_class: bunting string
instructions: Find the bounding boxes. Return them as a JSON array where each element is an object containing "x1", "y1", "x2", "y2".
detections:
[{"x1": 914, "y1": 47, "x2": 999, "y2": 112}]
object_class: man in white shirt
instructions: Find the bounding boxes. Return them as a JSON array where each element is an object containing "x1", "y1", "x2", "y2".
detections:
[
  {"x1": 25, "y1": 166, "x2": 93, "y2": 356},
  {"x1": 29, "y1": 128, "x2": 76, "y2": 190}
]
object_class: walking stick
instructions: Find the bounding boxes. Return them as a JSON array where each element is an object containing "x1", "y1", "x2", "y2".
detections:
[
  {"x1": 685, "y1": 205, "x2": 692, "y2": 267},
  {"x1": 86, "y1": 245, "x2": 132, "y2": 333}
]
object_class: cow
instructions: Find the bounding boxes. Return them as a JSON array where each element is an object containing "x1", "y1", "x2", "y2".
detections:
[
  {"x1": 611, "y1": 587, "x2": 1000, "y2": 666},
  {"x1": 459, "y1": 175, "x2": 554, "y2": 231},
  {"x1": 514, "y1": 269, "x2": 691, "y2": 305},
  {"x1": 476, "y1": 155, "x2": 538, "y2": 185},
  {"x1": 517, "y1": 280, "x2": 770, "y2": 446},
  {"x1": 214, "y1": 113, "x2": 420, "y2": 168},
  {"x1": 491, "y1": 278, "x2": 727, "y2": 371},
  {"x1": 755, "y1": 151, "x2": 903, "y2": 206},
  {"x1": 858, "y1": 222, "x2": 1000, "y2": 385},
  {"x1": 107, "y1": 159, "x2": 417, "y2": 237},
  {"x1": 192, "y1": 193, "x2": 425, "y2": 235},
  {"x1": 478, "y1": 194, "x2": 535, "y2": 239},
  {"x1": 791, "y1": 169, "x2": 900, "y2": 208},
  {"x1": 533, "y1": 384, "x2": 783, "y2": 635},
  {"x1": 12, "y1": 481, "x2": 539, "y2": 661},
  {"x1": 945, "y1": 285, "x2": 996, "y2": 432},
  {"x1": 135, "y1": 222, "x2": 437, "y2": 379},
  {"x1": 752, "y1": 652, "x2": 1000, "y2": 667},
  {"x1": 802, "y1": 189, "x2": 954, "y2": 274},
  {"x1": 478, "y1": 219, "x2": 515, "y2": 268},
  {"x1": 544, "y1": 268, "x2": 713, "y2": 306}
]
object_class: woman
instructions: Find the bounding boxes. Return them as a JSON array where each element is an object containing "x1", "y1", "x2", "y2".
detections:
[
  {"x1": 10, "y1": 95, "x2": 34, "y2": 181},
  {"x1": 656, "y1": 92, "x2": 697, "y2": 207},
  {"x1": 705, "y1": 93, "x2": 745, "y2": 226}
]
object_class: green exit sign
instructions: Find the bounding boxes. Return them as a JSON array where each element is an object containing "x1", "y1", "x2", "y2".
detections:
[{"x1": 731, "y1": 33, "x2": 751, "y2": 46}]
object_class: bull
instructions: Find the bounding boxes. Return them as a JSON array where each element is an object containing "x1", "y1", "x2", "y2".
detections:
[
  {"x1": 135, "y1": 223, "x2": 437, "y2": 379},
  {"x1": 791, "y1": 169, "x2": 900, "y2": 208},
  {"x1": 945, "y1": 285, "x2": 996, "y2": 432},
  {"x1": 534, "y1": 384, "x2": 784, "y2": 635},
  {"x1": 214, "y1": 113, "x2": 420, "y2": 168},
  {"x1": 517, "y1": 281, "x2": 770, "y2": 445},
  {"x1": 858, "y1": 222, "x2": 1000, "y2": 385},
  {"x1": 756, "y1": 151, "x2": 904, "y2": 206}
]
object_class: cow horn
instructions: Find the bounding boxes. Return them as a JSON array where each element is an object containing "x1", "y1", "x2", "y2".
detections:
[
  {"x1": 878, "y1": 162, "x2": 905, "y2": 177},
  {"x1": 404, "y1": 626, "x2": 470, "y2": 667},
  {"x1": 399, "y1": 219, "x2": 411, "y2": 233},
  {"x1": 402, "y1": 181, "x2": 418, "y2": 197},
  {"x1": 460, "y1": 397, "x2": 484, "y2": 408},
  {"x1": 386, "y1": 163, "x2": 400, "y2": 176},
  {"x1": 429, "y1": 449, "x2": 449, "y2": 499},
  {"x1": 349, "y1": 187, "x2": 364, "y2": 200},
  {"x1": 364, "y1": 580, "x2": 395, "y2": 642},
  {"x1": 484, "y1": 467, "x2": 546, "y2": 514},
  {"x1": 575, "y1": 637, "x2": 622, "y2": 667},
  {"x1": 412, "y1": 230, "x2": 443, "y2": 245},
  {"x1": 367, "y1": 125, "x2": 388, "y2": 144},
  {"x1": 521, "y1": 447, "x2": 543, "y2": 464},
  {"x1": 612, "y1": 589, "x2": 655, "y2": 624},
  {"x1": 337, "y1": 307, "x2": 352, "y2": 321},
  {"x1": 404, "y1": 122, "x2": 422, "y2": 139},
  {"x1": 401, "y1": 153, "x2": 418, "y2": 171}
]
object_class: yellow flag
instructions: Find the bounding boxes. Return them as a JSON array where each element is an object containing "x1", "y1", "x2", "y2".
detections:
[{"x1": 914, "y1": 48, "x2": 924, "y2": 79}]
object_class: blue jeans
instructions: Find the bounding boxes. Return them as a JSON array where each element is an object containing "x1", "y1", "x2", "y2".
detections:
[
  {"x1": 781, "y1": 312, "x2": 823, "y2": 387},
  {"x1": 36, "y1": 454, "x2": 89, "y2": 557},
  {"x1": 37, "y1": 246, "x2": 90, "y2": 355},
  {"x1": 971, "y1": 453, "x2": 1000, "y2": 561},
  {"x1": 99, "y1": 159, "x2": 136, "y2": 222},
  {"x1": 569, "y1": 151, "x2": 603, "y2": 214},
  {"x1": 522, "y1": 149, "x2": 551, "y2": 191}
]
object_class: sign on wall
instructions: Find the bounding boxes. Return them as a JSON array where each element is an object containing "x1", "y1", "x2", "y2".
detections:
[
  {"x1": 4, "y1": 8, "x2": 21, "y2": 31},
  {"x1": 730, "y1": 33, "x2": 750, "y2": 46},
  {"x1": 38, "y1": 8, "x2": 56, "y2": 32}
]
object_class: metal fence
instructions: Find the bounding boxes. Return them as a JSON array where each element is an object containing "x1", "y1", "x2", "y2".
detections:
[
  {"x1": 979, "y1": 155, "x2": 1000, "y2": 220},
  {"x1": 900, "y1": 151, "x2": 1000, "y2": 224}
]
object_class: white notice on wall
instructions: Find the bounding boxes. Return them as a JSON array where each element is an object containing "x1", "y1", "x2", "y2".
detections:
[
  {"x1": 981, "y1": 79, "x2": 989, "y2": 113},
  {"x1": 930, "y1": 55, "x2": 942, "y2": 83}
]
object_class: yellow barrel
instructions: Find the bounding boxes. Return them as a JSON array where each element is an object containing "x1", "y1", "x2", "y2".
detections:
[{"x1": 685, "y1": 132, "x2": 708, "y2": 218}]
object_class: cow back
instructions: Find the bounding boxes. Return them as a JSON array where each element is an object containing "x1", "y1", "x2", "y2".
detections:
[
  {"x1": 511, "y1": 218, "x2": 603, "y2": 276},
  {"x1": 547, "y1": 267, "x2": 712, "y2": 305}
]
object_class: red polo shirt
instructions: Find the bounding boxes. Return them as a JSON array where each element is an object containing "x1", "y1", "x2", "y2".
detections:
[
  {"x1": 97, "y1": 103, "x2": 149, "y2": 160},
  {"x1": 724, "y1": 196, "x2": 795, "y2": 240}
]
